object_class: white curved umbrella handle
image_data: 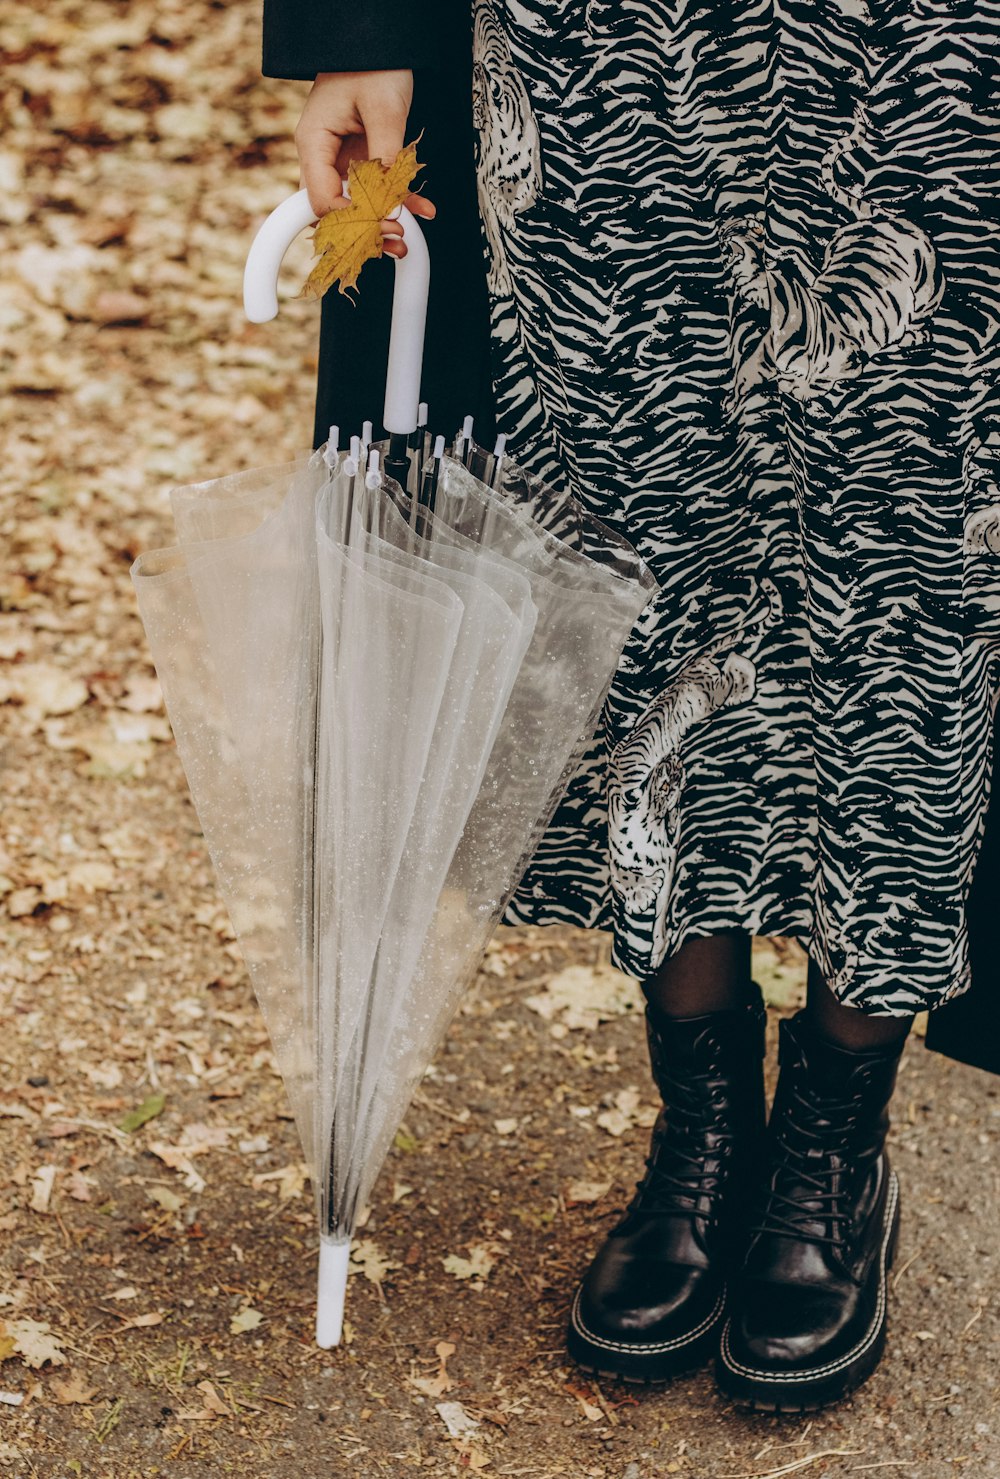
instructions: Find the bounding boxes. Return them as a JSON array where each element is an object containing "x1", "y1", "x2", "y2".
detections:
[{"x1": 243, "y1": 187, "x2": 429, "y2": 436}]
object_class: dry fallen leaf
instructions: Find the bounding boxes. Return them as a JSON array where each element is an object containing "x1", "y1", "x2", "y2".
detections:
[
  {"x1": 350, "y1": 1239, "x2": 400, "y2": 1293},
  {"x1": 65, "y1": 860, "x2": 118, "y2": 894},
  {"x1": 107, "y1": 1313, "x2": 164, "y2": 1337},
  {"x1": 196, "y1": 1379, "x2": 232, "y2": 1416},
  {"x1": 148, "y1": 1124, "x2": 233, "y2": 1192},
  {"x1": 462, "y1": 1443, "x2": 491, "y2": 1473},
  {"x1": 49, "y1": 1371, "x2": 98, "y2": 1406},
  {"x1": 29, "y1": 1165, "x2": 57, "y2": 1214},
  {"x1": 118, "y1": 673, "x2": 164, "y2": 713},
  {"x1": 0, "y1": 664, "x2": 89, "y2": 722},
  {"x1": 436, "y1": 1400, "x2": 480, "y2": 1439},
  {"x1": 565, "y1": 1380, "x2": 602, "y2": 1422},
  {"x1": 410, "y1": 1339, "x2": 456, "y2": 1399},
  {"x1": 301, "y1": 142, "x2": 421, "y2": 299},
  {"x1": 0, "y1": 1319, "x2": 66, "y2": 1370},
  {"x1": 91, "y1": 289, "x2": 149, "y2": 325},
  {"x1": 230, "y1": 1307, "x2": 263, "y2": 1335},
  {"x1": 65, "y1": 1170, "x2": 94, "y2": 1203},
  {"x1": 178, "y1": 1378, "x2": 233, "y2": 1421},
  {"x1": 116, "y1": 1311, "x2": 166, "y2": 1332},
  {"x1": 72, "y1": 731, "x2": 158, "y2": 779},
  {"x1": 524, "y1": 962, "x2": 644, "y2": 1032},
  {"x1": 596, "y1": 1087, "x2": 657, "y2": 1138},
  {"x1": 147, "y1": 1184, "x2": 183, "y2": 1214},
  {"x1": 565, "y1": 1179, "x2": 612, "y2": 1205},
  {"x1": 251, "y1": 1162, "x2": 307, "y2": 1203},
  {"x1": 442, "y1": 1243, "x2": 500, "y2": 1284},
  {"x1": 6, "y1": 888, "x2": 41, "y2": 920}
]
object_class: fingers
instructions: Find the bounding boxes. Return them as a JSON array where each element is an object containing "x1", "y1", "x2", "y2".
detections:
[
  {"x1": 296, "y1": 122, "x2": 347, "y2": 218},
  {"x1": 381, "y1": 217, "x2": 404, "y2": 259},
  {"x1": 294, "y1": 70, "x2": 429, "y2": 265},
  {"x1": 358, "y1": 94, "x2": 408, "y2": 168},
  {"x1": 379, "y1": 194, "x2": 437, "y2": 258}
]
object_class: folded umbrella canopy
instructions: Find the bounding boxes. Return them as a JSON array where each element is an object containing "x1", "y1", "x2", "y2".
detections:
[{"x1": 131, "y1": 196, "x2": 659, "y2": 1347}]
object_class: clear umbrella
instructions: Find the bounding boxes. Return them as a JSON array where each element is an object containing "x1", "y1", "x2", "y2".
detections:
[{"x1": 131, "y1": 196, "x2": 659, "y2": 1347}]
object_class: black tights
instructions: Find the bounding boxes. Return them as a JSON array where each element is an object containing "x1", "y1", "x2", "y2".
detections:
[{"x1": 642, "y1": 930, "x2": 913, "y2": 1051}]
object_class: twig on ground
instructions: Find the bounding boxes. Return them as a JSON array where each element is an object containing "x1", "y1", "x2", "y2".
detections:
[
  {"x1": 891, "y1": 1241, "x2": 925, "y2": 1290},
  {"x1": 722, "y1": 1450, "x2": 865, "y2": 1479}
]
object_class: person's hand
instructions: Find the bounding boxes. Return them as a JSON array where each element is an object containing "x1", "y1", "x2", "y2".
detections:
[{"x1": 295, "y1": 70, "x2": 435, "y2": 259}]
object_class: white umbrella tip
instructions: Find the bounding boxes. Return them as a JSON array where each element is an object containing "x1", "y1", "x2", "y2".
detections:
[{"x1": 316, "y1": 1238, "x2": 351, "y2": 1349}]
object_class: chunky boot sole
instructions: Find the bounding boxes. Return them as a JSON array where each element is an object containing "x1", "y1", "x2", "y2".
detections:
[
  {"x1": 715, "y1": 1172, "x2": 900, "y2": 1412},
  {"x1": 567, "y1": 1284, "x2": 727, "y2": 1385}
]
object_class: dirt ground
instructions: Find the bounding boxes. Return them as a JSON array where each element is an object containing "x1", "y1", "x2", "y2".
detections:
[{"x1": 2, "y1": 2, "x2": 998, "y2": 1475}]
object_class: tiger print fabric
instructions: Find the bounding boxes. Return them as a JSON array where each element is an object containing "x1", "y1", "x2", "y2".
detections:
[{"x1": 473, "y1": 0, "x2": 1000, "y2": 1014}]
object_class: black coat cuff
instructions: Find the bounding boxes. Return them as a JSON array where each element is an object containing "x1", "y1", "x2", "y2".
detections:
[{"x1": 262, "y1": 0, "x2": 444, "y2": 80}]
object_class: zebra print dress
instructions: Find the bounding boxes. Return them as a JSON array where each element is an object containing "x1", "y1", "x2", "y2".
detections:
[{"x1": 473, "y1": 0, "x2": 1000, "y2": 1015}]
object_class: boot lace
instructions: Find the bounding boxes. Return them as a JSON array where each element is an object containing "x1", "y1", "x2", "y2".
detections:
[
  {"x1": 630, "y1": 1060, "x2": 730, "y2": 1218},
  {"x1": 751, "y1": 1079, "x2": 859, "y2": 1255}
]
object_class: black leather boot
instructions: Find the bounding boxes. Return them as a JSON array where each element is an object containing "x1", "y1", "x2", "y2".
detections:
[
  {"x1": 717, "y1": 1010, "x2": 904, "y2": 1411},
  {"x1": 567, "y1": 980, "x2": 767, "y2": 1383}
]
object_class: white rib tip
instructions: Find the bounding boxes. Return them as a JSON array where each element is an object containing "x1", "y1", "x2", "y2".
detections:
[
  {"x1": 433, "y1": 434, "x2": 445, "y2": 460},
  {"x1": 417, "y1": 401, "x2": 428, "y2": 427},
  {"x1": 316, "y1": 1238, "x2": 351, "y2": 1349},
  {"x1": 493, "y1": 433, "x2": 507, "y2": 456},
  {"x1": 462, "y1": 414, "x2": 475, "y2": 441},
  {"x1": 349, "y1": 434, "x2": 361, "y2": 463},
  {"x1": 322, "y1": 425, "x2": 340, "y2": 468},
  {"x1": 366, "y1": 448, "x2": 381, "y2": 489},
  {"x1": 362, "y1": 419, "x2": 374, "y2": 445}
]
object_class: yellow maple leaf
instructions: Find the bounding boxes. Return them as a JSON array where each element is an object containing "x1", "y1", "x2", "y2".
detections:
[{"x1": 300, "y1": 142, "x2": 422, "y2": 300}]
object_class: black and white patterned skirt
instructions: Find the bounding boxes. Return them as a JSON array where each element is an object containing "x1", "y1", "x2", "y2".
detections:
[{"x1": 474, "y1": 0, "x2": 1000, "y2": 1015}]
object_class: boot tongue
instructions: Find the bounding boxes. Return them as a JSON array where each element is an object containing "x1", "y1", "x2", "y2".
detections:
[
  {"x1": 781, "y1": 1011, "x2": 860, "y2": 1078},
  {"x1": 777, "y1": 1015, "x2": 872, "y2": 1165},
  {"x1": 779, "y1": 1012, "x2": 903, "y2": 1104},
  {"x1": 645, "y1": 984, "x2": 764, "y2": 1094},
  {"x1": 645, "y1": 1007, "x2": 710, "y2": 1096}
]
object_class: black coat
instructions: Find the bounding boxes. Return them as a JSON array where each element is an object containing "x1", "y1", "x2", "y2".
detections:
[
  {"x1": 262, "y1": 0, "x2": 496, "y2": 445},
  {"x1": 261, "y1": 6, "x2": 1000, "y2": 1078}
]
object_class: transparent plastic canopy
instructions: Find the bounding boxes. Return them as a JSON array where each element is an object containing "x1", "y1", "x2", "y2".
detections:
[{"x1": 131, "y1": 442, "x2": 658, "y2": 1348}]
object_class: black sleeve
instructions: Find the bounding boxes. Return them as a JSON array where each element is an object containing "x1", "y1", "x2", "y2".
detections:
[{"x1": 262, "y1": 0, "x2": 445, "y2": 80}]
